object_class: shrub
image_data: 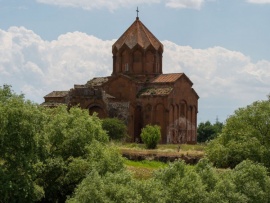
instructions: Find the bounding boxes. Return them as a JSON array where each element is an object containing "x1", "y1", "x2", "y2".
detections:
[
  {"x1": 102, "y1": 118, "x2": 127, "y2": 140},
  {"x1": 140, "y1": 125, "x2": 161, "y2": 149}
]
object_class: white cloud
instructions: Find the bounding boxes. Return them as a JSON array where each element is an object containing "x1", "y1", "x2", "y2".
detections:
[
  {"x1": 0, "y1": 27, "x2": 113, "y2": 103},
  {"x1": 1, "y1": 27, "x2": 269, "y2": 122},
  {"x1": 247, "y1": 0, "x2": 270, "y2": 4},
  {"x1": 162, "y1": 40, "x2": 270, "y2": 121},
  {"x1": 36, "y1": 0, "x2": 207, "y2": 10},
  {"x1": 165, "y1": 0, "x2": 205, "y2": 9},
  {"x1": 163, "y1": 41, "x2": 270, "y2": 100}
]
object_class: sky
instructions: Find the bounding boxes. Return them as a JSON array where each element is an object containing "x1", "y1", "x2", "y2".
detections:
[{"x1": 0, "y1": 0, "x2": 270, "y2": 123}]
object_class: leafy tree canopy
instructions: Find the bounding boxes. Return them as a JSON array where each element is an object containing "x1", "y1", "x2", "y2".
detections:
[
  {"x1": 206, "y1": 99, "x2": 270, "y2": 168},
  {"x1": 41, "y1": 105, "x2": 109, "y2": 160},
  {"x1": 197, "y1": 120, "x2": 223, "y2": 143},
  {"x1": 0, "y1": 85, "x2": 44, "y2": 202},
  {"x1": 69, "y1": 159, "x2": 270, "y2": 203},
  {"x1": 0, "y1": 85, "x2": 117, "y2": 202}
]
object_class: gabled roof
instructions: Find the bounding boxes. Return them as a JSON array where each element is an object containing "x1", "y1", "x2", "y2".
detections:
[
  {"x1": 151, "y1": 73, "x2": 194, "y2": 86},
  {"x1": 138, "y1": 87, "x2": 173, "y2": 97},
  {"x1": 112, "y1": 17, "x2": 163, "y2": 52},
  {"x1": 151, "y1": 73, "x2": 183, "y2": 83},
  {"x1": 44, "y1": 91, "x2": 69, "y2": 98}
]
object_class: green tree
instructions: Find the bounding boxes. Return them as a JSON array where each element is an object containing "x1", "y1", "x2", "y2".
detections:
[
  {"x1": 207, "y1": 160, "x2": 270, "y2": 203},
  {"x1": 140, "y1": 125, "x2": 161, "y2": 149},
  {"x1": 85, "y1": 141, "x2": 124, "y2": 175},
  {"x1": 197, "y1": 120, "x2": 223, "y2": 142},
  {"x1": 41, "y1": 105, "x2": 109, "y2": 160},
  {"x1": 35, "y1": 142, "x2": 125, "y2": 203},
  {"x1": 35, "y1": 157, "x2": 67, "y2": 202},
  {"x1": 194, "y1": 159, "x2": 218, "y2": 192},
  {"x1": 0, "y1": 85, "x2": 45, "y2": 202},
  {"x1": 67, "y1": 170, "x2": 142, "y2": 203},
  {"x1": 67, "y1": 166, "x2": 166, "y2": 203},
  {"x1": 232, "y1": 160, "x2": 270, "y2": 202},
  {"x1": 68, "y1": 157, "x2": 270, "y2": 203},
  {"x1": 102, "y1": 117, "x2": 127, "y2": 140},
  {"x1": 36, "y1": 106, "x2": 114, "y2": 202},
  {"x1": 133, "y1": 178, "x2": 166, "y2": 203},
  {"x1": 207, "y1": 172, "x2": 248, "y2": 203},
  {"x1": 206, "y1": 99, "x2": 270, "y2": 168},
  {"x1": 155, "y1": 161, "x2": 208, "y2": 203}
]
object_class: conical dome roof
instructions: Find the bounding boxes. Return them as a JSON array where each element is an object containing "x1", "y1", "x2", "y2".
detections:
[{"x1": 112, "y1": 17, "x2": 163, "y2": 52}]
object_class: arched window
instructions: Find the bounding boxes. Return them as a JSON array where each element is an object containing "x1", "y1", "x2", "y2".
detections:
[{"x1": 121, "y1": 50, "x2": 129, "y2": 72}]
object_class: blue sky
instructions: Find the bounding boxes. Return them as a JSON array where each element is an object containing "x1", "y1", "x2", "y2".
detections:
[{"x1": 1, "y1": 0, "x2": 270, "y2": 123}]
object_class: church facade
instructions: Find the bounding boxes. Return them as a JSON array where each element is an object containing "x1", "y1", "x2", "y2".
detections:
[{"x1": 42, "y1": 16, "x2": 199, "y2": 144}]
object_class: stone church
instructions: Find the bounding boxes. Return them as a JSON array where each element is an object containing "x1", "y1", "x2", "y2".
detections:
[{"x1": 42, "y1": 16, "x2": 199, "y2": 144}]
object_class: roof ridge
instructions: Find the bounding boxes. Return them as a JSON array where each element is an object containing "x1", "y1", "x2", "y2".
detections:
[
  {"x1": 136, "y1": 19, "x2": 144, "y2": 48},
  {"x1": 139, "y1": 20, "x2": 160, "y2": 50},
  {"x1": 113, "y1": 20, "x2": 136, "y2": 48},
  {"x1": 112, "y1": 18, "x2": 163, "y2": 52}
]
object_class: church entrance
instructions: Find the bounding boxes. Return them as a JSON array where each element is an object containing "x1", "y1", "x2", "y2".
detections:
[{"x1": 89, "y1": 105, "x2": 106, "y2": 119}]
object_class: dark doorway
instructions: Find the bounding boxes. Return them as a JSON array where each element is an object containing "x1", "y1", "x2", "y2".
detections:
[{"x1": 89, "y1": 106, "x2": 106, "y2": 119}]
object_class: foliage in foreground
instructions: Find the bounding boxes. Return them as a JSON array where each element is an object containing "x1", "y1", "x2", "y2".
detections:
[
  {"x1": 0, "y1": 85, "x2": 44, "y2": 201},
  {"x1": 0, "y1": 85, "x2": 124, "y2": 202},
  {"x1": 68, "y1": 159, "x2": 270, "y2": 203},
  {"x1": 2, "y1": 85, "x2": 270, "y2": 203},
  {"x1": 206, "y1": 99, "x2": 270, "y2": 168},
  {"x1": 140, "y1": 125, "x2": 161, "y2": 149}
]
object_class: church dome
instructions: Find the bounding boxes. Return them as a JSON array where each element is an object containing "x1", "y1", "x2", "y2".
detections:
[{"x1": 112, "y1": 17, "x2": 163, "y2": 53}]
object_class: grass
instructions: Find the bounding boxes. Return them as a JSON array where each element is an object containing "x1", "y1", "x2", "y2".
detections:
[
  {"x1": 110, "y1": 142, "x2": 206, "y2": 179},
  {"x1": 125, "y1": 159, "x2": 167, "y2": 169},
  {"x1": 118, "y1": 142, "x2": 205, "y2": 151},
  {"x1": 157, "y1": 144, "x2": 205, "y2": 151},
  {"x1": 124, "y1": 159, "x2": 167, "y2": 180}
]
